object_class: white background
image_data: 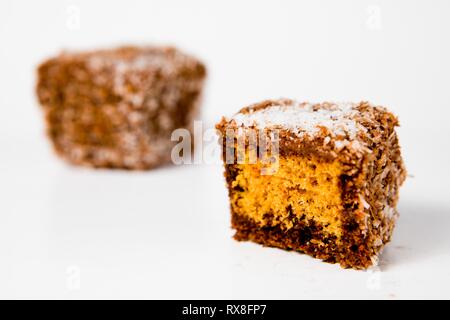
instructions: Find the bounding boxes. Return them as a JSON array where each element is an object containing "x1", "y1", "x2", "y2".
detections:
[{"x1": 1, "y1": 0, "x2": 450, "y2": 299}]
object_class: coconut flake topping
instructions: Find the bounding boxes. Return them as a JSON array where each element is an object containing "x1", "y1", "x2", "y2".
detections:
[{"x1": 231, "y1": 101, "x2": 365, "y2": 140}]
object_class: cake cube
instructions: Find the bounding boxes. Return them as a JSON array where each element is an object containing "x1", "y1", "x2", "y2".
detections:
[
  {"x1": 36, "y1": 46, "x2": 206, "y2": 169},
  {"x1": 216, "y1": 99, "x2": 406, "y2": 269}
]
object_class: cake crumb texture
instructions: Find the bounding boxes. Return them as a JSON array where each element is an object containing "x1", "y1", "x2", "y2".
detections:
[{"x1": 232, "y1": 155, "x2": 344, "y2": 237}]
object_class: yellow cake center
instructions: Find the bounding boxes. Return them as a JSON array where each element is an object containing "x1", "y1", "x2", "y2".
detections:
[{"x1": 231, "y1": 155, "x2": 344, "y2": 237}]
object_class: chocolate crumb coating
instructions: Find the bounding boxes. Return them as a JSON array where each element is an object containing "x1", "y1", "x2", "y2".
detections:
[{"x1": 37, "y1": 46, "x2": 206, "y2": 169}]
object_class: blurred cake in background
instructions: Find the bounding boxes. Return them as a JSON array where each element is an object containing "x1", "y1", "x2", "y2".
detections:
[{"x1": 36, "y1": 46, "x2": 206, "y2": 169}]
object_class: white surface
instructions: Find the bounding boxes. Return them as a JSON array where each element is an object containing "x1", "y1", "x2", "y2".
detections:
[{"x1": 1, "y1": 0, "x2": 450, "y2": 299}]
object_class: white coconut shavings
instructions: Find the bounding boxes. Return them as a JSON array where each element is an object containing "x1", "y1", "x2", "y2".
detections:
[
  {"x1": 359, "y1": 195, "x2": 371, "y2": 209},
  {"x1": 383, "y1": 205, "x2": 396, "y2": 220},
  {"x1": 111, "y1": 54, "x2": 178, "y2": 75},
  {"x1": 231, "y1": 102, "x2": 364, "y2": 140},
  {"x1": 86, "y1": 50, "x2": 190, "y2": 108},
  {"x1": 87, "y1": 50, "x2": 184, "y2": 76}
]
